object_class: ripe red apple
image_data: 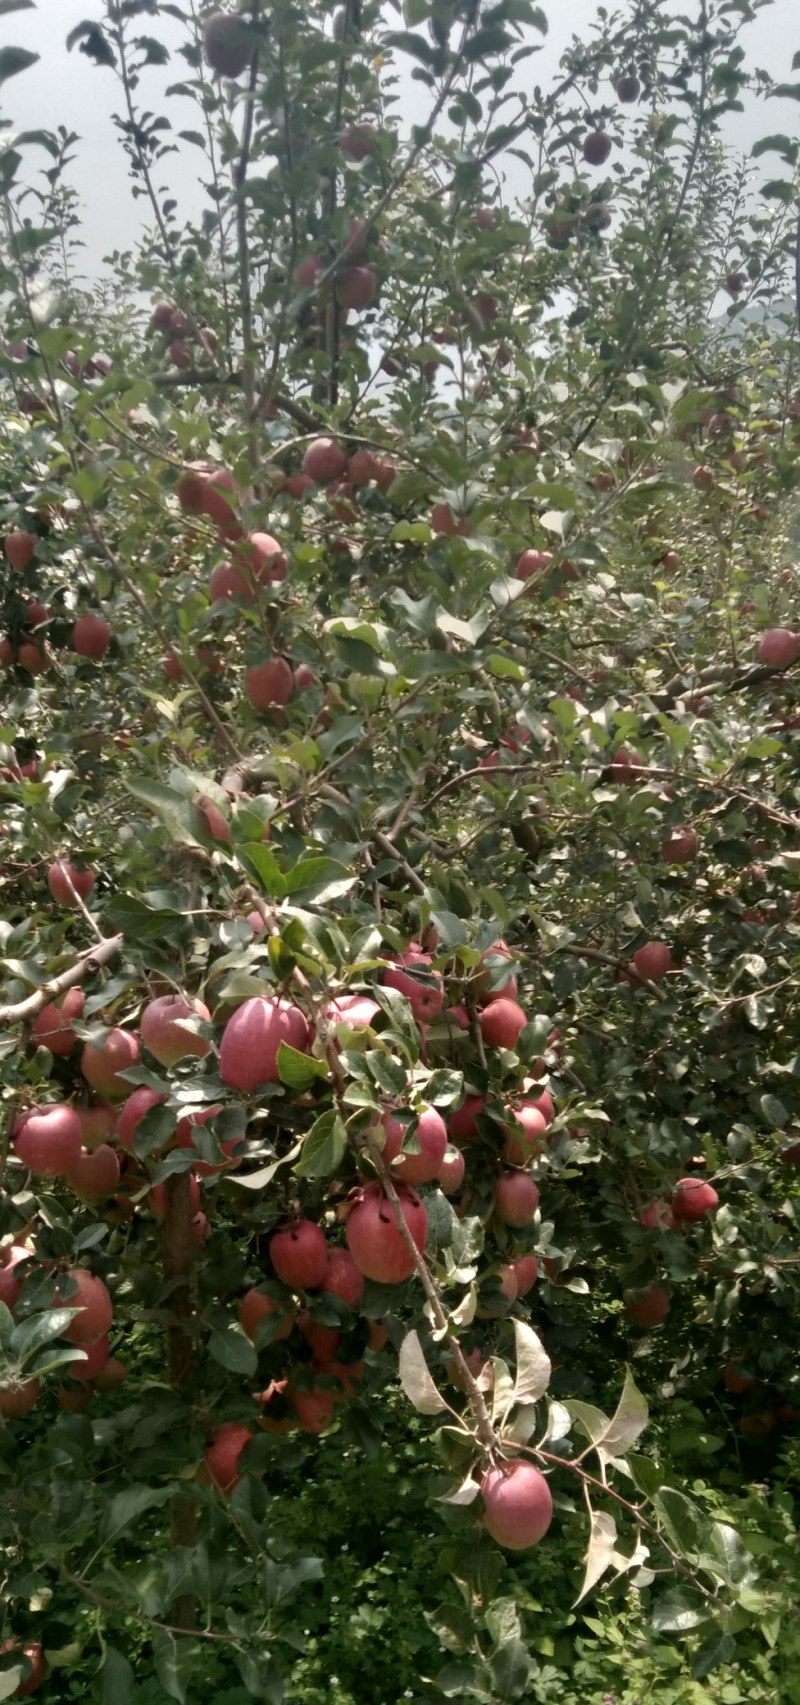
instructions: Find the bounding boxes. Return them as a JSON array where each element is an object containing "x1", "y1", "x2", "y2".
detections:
[
  {"x1": 0, "y1": 1379, "x2": 41, "y2": 1420},
  {"x1": 287, "y1": 1385, "x2": 336, "y2": 1433},
  {"x1": 298, "y1": 1312, "x2": 342, "y2": 1361},
  {"x1": 56, "y1": 1268, "x2": 113, "y2": 1344},
  {"x1": 340, "y1": 123, "x2": 379, "y2": 161},
  {"x1": 31, "y1": 987, "x2": 85, "y2": 1056},
  {"x1": 661, "y1": 824, "x2": 699, "y2": 864},
  {"x1": 583, "y1": 130, "x2": 612, "y2": 166},
  {"x1": 3, "y1": 530, "x2": 36, "y2": 571},
  {"x1": 13, "y1": 1104, "x2": 82, "y2": 1176},
  {"x1": 624, "y1": 1283, "x2": 670, "y2": 1327},
  {"x1": 296, "y1": 253, "x2": 322, "y2": 288},
  {"x1": 722, "y1": 1361, "x2": 758, "y2": 1394},
  {"x1": 615, "y1": 72, "x2": 641, "y2": 101},
  {"x1": 70, "y1": 1333, "x2": 111, "y2": 1382},
  {"x1": 47, "y1": 859, "x2": 95, "y2": 907},
  {"x1": 209, "y1": 561, "x2": 250, "y2": 603},
  {"x1": 320, "y1": 1246, "x2": 364, "y2": 1309},
  {"x1": 431, "y1": 502, "x2": 470, "y2": 537},
  {"x1": 758, "y1": 628, "x2": 799, "y2": 668},
  {"x1": 632, "y1": 942, "x2": 673, "y2": 981},
  {"x1": 607, "y1": 746, "x2": 644, "y2": 783},
  {"x1": 0, "y1": 1244, "x2": 34, "y2": 1310},
  {"x1": 475, "y1": 940, "x2": 517, "y2": 1003},
  {"x1": 203, "y1": 12, "x2": 253, "y2": 77},
  {"x1": 302, "y1": 437, "x2": 347, "y2": 483},
  {"x1": 151, "y1": 300, "x2": 175, "y2": 328},
  {"x1": 196, "y1": 795, "x2": 231, "y2": 842},
  {"x1": 504, "y1": 1253, "x2": 539, "y2": 1296},
  {"x1": 81, "y1": 1028, "x2": 139, "y2": 1099},
  {"x1": 391, "y1": 1105, "x2": 447, "y2": 1185},
  {"x1": 220, "y1": 995, "x2": 310, "y2": 1091},
  {"x1": 515, "y1": 549, "x2": 552, "y2": 580},
  {"x1": 494, "y1": 1171, "x2": 539, "y2": 1227},
  {"x1": 438, "y1": 1146, "x2": 466, "y2": 1195},
  {"x1": 502, "y1": 1103, "x2": 548, "y2": 1166},
  {"x1": 177, "y1": 462, "x2": 240, "y2": 537},
  {"x1": 480, "y1": 998, "x2": 528, "y2": 1050},
  {"x1": 337, "y1": 266, "x2": 375, "y2": 310},
  {"x1": 348, "y1": 448, "x2": 380, "y2": 485},
  {"x1": 66, "y1": 1144, "x2": 120, "y2": 1202},
  {"x1": 283, "y1": 471, "x2": 315, "y2": 498},
  {"x1": 238, "y1": 531, "x2": 287, "y2": 586},
  {"x1": 73, "y1": 615, "x2": 111, "y2": 659},
  {"x1": 384, "y1": 954, "x2": 444, "y2": 1022},
  {"x1": 448, "y1": 1095, "x2": 486, "y2": 1143},
  {"x1": 474, "y1": 205, "x2": 495, "y2": 229},
  {"x1": 270, "y1": 1220, "x2": 328, "y2": 1289},
  {"x1": 0, "y1": 1640, "x2": 46, "y2": 1696},
  {"x1": 168, "y1": 340, "x2": 192, "y2": 369},
  {"x1": 725, "y1": 270, "x2": 747, "y2": 295},
  {"x1": 139, "y1": 994, "x2": 211, "y2": 1066},
  {"x1": 116, "y1": 1086, "x2": 167, "y2": 1153},
  {"x1": 639, "y1": 1200, "x2": 676, "y2": 1230},
  {"x1": 0, "y1": 637, "x2": 14, "y2": 667},
  {"x1": 481, "y1": 1460, "x2": 553, "y2": 1548},
  {"x1": 94, "y1": 1356, "x2": 128, "y2": 1391},
  {"x1": 245, "y1": 656, "x2": 295, "y2": 712},
  {"x1": 672, "y1": 1177, "x2": 719, "y2": 1221},
  {"x1": 202, "y1": 1422, "x2": 254, "y2": 1494},
  {"x1": 17, "y1": 642, "x2": 48, "y2": 673},
  {"x1": 345, "y1": 1182, "x2": 427, "y2": 1283},
  {"x1": 692, "y1": 464, "x2": 715, "y2": 491}
]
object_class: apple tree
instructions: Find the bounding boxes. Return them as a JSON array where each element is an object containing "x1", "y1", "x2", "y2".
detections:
[{"x1": 0, "y1": 0, "x2": 798, "y2": 1697}]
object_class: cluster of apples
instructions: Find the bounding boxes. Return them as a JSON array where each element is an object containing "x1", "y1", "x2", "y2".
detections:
[
  {"x1": 1, "y1": 526, "x2": 112, "y2": 670},
  {"x1": 149, "y1": 301, "x2": 218, "y2": 372},
  {"x1": 625, "y1": 1178, "x2": 720, "y2": 1328}
]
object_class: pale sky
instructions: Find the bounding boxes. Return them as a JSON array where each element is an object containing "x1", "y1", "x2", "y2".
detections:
[{"x1": 2, "y1": 0, "x2": 799, "y2": 275}]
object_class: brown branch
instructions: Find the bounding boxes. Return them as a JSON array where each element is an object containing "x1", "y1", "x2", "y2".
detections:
[{"x1": 0, "y1": 935, "x2": 123, "y2": 1024}]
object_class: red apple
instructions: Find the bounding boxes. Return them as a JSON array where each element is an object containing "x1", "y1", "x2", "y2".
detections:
[
  {"x1": 47, "y1": 860, "x2": 95, "y2": 906},
  {"x1": 73, "y1": 615, "x2": 111, "y2": 659},
  {"x1": 3, "y1": 530, "x2": 36, "y2": 571}
]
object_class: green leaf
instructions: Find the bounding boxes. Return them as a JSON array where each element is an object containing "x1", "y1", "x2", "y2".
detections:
[
  {"x1": 151, "y1": 1628, "x2": 197, "y2": 1704},
  {"x1": 0, "y1": 45, "x2": 38, "y2": 85},
  {"x1": 239, "y1": 842, "x2": 288, "y2": 898},
  {"x1": 276, "y1": 1042, "x2": 329, "y2": 1090},
  {"x1": 654, "y1": 1487, "x2": 707, "y2": 1559},
  {"x1": 210, "y1": 1324, "x2": 257, "y2": 1377},
  {"x1": 0, "y1": 1667, "x2": 25, "y2": 1702},
  {"x1": 598, "y1": 1367, "x2": 648, "y2": 1461},
  {"x1": 511, "y1": 1319, "x2": 551, "y2": 1407},
  {"x1": 294, "y1": 1109, "x2": 347, "y2": 1178},
  {"x1": 104, "y1": 1486, "x2": 172, "y2": 1541},
  {"x1": 399, "y1": 1330, "x2": 448, "y2": 1414},
  {"x1": 692, "y1": 1631, "x2": 736, "y2": 1678},
  {"x1": 284, "y1": 856, "x2": 356, "y2": 905},
  {"x1": 99, "y1": 1648, "x2": 135, "y2": 1705},
  {"x1": 651, "y1": 1587, "x2": 711, "y2": 1633},
  {"x1": 10, "y1": 1308, "x2": 76, "y2": 1361}
]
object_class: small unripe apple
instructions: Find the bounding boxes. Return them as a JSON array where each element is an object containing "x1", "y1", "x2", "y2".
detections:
[
  {"x1": 758, "y1": 628, "x2": 799, "y2": 668},
  {"x1": 47, "y1": 859, "x2": 95, "y2": 906},
  {"x1": 3, "y1": 529, "x2": 36, "y2": 571},
  {"x1": 583, "y1": 130, "x2": 612, "y2": 166},
  {"x1": 302, "y1": 437, "x2": 347, "y2": 483},
  {"x1": 73, "y1": 615, "x2": 111, "y2": 659},
  {"x1": 672, "y1": 1176, "x2": 719, "y2": 1221}
]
